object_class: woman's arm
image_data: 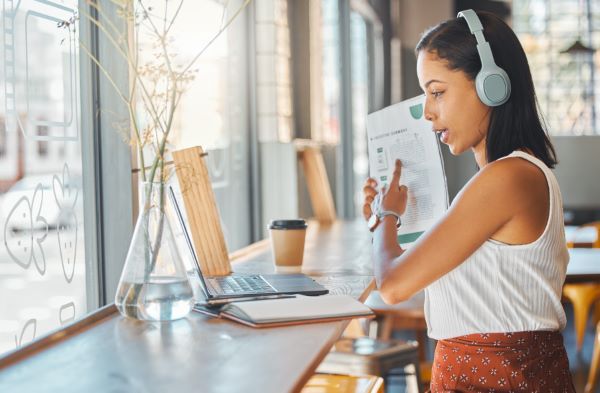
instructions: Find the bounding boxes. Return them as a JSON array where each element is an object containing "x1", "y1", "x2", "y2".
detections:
[{"x1": 373, "y1": 157, "x2": 548, "y2": 304}]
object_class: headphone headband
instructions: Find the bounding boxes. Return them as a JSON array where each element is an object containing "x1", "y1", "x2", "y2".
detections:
[
  {"x1": 457, "y1": 10, "x2": 485, "y2": 45},
  {"x1": 457, "y1": 9, "x2": 511, "y2": 106},
  {"x1": 457, "y1": 10, "x2": 495, "y2": 68}
]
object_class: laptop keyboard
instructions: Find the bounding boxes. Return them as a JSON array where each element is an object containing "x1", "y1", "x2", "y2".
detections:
[{"x1": 210, "y1": 275, "x2": 277, "y2": 295}]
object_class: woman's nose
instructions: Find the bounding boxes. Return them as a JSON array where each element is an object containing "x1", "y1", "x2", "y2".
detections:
[
  {"x1": 424, "y1": 104, "x2": 434, "y2": 121},
  {"x1": 423, "y1": 97, "x2": 436, "y2": 121}
]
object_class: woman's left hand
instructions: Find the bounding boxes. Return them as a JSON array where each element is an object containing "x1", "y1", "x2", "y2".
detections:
[{"x1": 373, "y1": 159, "x2": 408, "y2": 217}]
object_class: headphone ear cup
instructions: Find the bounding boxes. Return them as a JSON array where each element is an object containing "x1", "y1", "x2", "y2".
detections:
[{"x1": 475, "y1": 66, "x2": 511, "y2": 107}]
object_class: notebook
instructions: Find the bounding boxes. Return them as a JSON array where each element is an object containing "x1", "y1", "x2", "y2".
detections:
[
  {"x1": 195, "y1": 294, "x2": 374, "y2": 328},
  {"x1": 167, "y1": 186, "x2": 329, "y2": 305}
]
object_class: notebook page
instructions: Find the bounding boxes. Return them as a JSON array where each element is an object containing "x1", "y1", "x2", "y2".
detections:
[{"x1": 223, "y1": 295, "x2": 373, "y2": 323}]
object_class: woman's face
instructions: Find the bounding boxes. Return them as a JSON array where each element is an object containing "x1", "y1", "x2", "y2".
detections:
[{"x1": 416, "y1": 50, "x2": 491, "y2": 157}]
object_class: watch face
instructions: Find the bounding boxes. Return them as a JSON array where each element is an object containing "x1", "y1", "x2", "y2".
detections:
[{"x1": 368, "y1": 214, "x2": 378, "y2": 231}]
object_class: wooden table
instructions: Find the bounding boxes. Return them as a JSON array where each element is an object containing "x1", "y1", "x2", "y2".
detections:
[
  {"x1": 0, "y1": 220, "x2": 375, "y2": 393},
  {"x1": 566, "y1": 248, "x2": 600, "y2": 283}
]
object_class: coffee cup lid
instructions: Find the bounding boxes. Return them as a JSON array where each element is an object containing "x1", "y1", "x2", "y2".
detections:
[{"x1": 269, "y1": 219, "x2": 307, "y2": 230}]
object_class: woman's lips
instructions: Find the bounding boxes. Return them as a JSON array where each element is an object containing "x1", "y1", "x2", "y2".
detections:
[
  {"x1": 440, "y1": 130, "x2": 449, "y2": 144},
  {"x1": 434, "y1": 128, "x2": 449, "y2": 144}
]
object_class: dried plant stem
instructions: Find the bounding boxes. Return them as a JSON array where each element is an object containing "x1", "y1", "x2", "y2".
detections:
[
  {"x1": 80, "y1": 5, "x2": 167, "y2": 135},
  {"x1": 165, "y1": 0, "x2": 184, "y2": 35},
  {"x1": 181, "y1": 0, "x2": 251, "y2": 76}
]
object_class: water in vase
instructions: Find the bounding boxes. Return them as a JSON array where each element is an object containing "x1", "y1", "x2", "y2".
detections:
[{"x1": 116, "y1": 276, "x2": 194, "y2": 321}]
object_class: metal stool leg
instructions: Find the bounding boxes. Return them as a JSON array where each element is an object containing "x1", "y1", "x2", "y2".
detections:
[{"x1": 384, "y1": 353, "x2": 423, "y2": 393}]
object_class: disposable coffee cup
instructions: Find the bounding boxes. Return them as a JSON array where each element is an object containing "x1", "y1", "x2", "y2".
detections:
[{"x1": 268, "y1": 219, "x2": 308, "y2": 272}]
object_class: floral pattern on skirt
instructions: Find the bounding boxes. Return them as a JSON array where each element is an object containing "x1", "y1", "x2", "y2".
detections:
[{"x1": 428, "y1": 331, "x2": 575, "y2": 393}]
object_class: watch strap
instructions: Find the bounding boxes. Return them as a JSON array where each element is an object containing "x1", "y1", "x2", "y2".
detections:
[{"x1": 378, "y1": 210, "x2": 402, "y2": 228}]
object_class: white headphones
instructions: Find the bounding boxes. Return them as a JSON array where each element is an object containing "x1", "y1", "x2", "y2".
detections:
[{"x1": 457, "y1": 9, "x2": 511, "y2": 107}]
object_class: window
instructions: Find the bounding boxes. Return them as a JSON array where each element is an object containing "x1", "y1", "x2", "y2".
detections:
[
  {"x1": 513, "y1": 0, "x2": 600, "y2": 134},
  {"x1": 313, "y1": 0, "x2": 385, "y2": 217},
  {"x1": 36, "y1": 124, "x2": 48, "y2": 157},
  {"x1": 1, "y1": 0, "x2": 259, "y2": 356},
  {"x1": 0, "y1": 117, "x2": 6, "y2": 157},
  {"x1": 316, "y1": 0, "x2": 341, "y2": 144},
  {"x1": 0, "y1": 0, "x2": 88, "y2": 355},
  {"x1": 134, "y1": 0, "x2": 253, "y2": 250},
  {"x1": 351, "y1": 12, "x2": 370, "y2": 215}
]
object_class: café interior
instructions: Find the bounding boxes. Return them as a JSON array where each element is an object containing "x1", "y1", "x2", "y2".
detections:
[{"x1": 1, "y1": 0, "x2": 600, "y2": 392}]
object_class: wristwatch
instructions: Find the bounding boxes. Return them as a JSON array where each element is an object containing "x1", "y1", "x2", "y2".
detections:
[{"x1": 368, "y1": 210, "x2": 402, "y2": 232}]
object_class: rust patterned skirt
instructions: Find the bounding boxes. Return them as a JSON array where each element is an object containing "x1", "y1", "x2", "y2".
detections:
[{"x1": 428, "y1": 331, "x2": 575, "y2": 392}]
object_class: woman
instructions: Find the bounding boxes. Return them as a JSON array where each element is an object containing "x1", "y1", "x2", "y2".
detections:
[{"x1": 363, "y1": 10, "x2": 575, "y2": 392}]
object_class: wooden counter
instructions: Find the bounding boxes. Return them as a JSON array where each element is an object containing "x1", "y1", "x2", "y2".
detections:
[{"x1": 0, "y1": 220, "x2": 374, "y2": 393}]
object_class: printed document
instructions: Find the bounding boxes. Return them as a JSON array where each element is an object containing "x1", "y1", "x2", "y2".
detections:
[{"x1": 366, "y1": 95, "x2": 449, "y2": 246}]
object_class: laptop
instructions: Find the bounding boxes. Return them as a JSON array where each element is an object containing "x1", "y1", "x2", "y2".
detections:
[{"x1": 167, "y1": 186, "x2": 329, "y2": 305}]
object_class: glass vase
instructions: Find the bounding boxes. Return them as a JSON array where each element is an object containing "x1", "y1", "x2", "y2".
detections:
[{"x1": 115, "y1": 182, "x2": 193, "y2": 321}]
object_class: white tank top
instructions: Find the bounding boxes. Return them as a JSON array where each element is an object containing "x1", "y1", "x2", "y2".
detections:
[{"x1": 425, "y1": 151, "x2": 570, "y2": 340}]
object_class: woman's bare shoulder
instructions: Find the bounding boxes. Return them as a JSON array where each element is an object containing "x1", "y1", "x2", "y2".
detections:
[
  {"x1": 468, "y1": 156, "x2": 547, "y2": 203},
  {"x1": 484, "y1": 156, "x2": 545, "y2": 185},
  {"x1": 456, "y1": 156, "x2": 547, "y2": 208}
]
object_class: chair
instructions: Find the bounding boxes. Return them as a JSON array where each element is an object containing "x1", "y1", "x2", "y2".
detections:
[
  {"x1": 562, "y1": 283, "x2": 600, "y2": 351},
  {"x1": 585, "y1": 321, "x2": 600, "y2": 393},
  {"x1": 295, "y1": 139, "x2": 336, "y2": 224},
  {"x1": 562, "y1": 221, "x2": 600, "y2": 352},
  {"x1": 302, "y1": 374, "x2": 384, "y2": 393},
  {"x1": 584, "y1": 323, "x2": 600, "y2": 393}
]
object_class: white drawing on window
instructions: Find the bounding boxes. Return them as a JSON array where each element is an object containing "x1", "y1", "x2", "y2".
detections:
[
  {"x1": 53, "y1": 163, "x2": 78, "y2": 283},
  {"x1": 59, "y1": 301, "x2": 75, "y2": 325},
  {"x1": 3, "y1": 0, "x2": 80, "y2": 141},
  {"x1": 3, "y1": 183, "x2": 48, "y2": 275},
  {"x1": 14, "y1": 318, "x2": 37, "y2": 349}
]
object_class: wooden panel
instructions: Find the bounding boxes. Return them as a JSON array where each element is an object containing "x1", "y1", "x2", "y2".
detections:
[
  {"x1": 172, "y1": 146, "x2": 231, "y2": 276},
  {"x1": 0, "y1": 220, "x2": 374, "y2": 393},
  {"x1": 298, "y1": 145, "x2": 336, "y2": 224}
]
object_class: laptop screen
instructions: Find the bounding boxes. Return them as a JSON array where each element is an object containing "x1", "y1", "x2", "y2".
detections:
[{"x1": 167, "y1": 186, "x2": 213, "y2": 299}]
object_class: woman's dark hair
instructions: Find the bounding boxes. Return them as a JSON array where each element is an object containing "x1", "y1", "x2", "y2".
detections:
[{"x1": 415, "y1": 11, "x2": 557, "y2": 168}]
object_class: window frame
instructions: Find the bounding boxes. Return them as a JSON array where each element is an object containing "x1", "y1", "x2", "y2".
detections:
[
  {"x1": 336, "y1": 0, "x2": 384, "y2": 218},
  {"x1": 78, "y1": 0, "x2": 134, "y2": 308}
]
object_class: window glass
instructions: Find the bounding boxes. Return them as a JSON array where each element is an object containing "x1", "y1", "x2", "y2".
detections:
[
  {"x1": 0, "y1": 0, "x2": 86, "y2": 355},
  {"x1": 350, "y1": 11, "x2": 370, "y2": 216},
  {"x1": 135, "y1": 0, "x2": 251, "y2": 250},
  {"x1": 0, "y1": 117, "x2": 6, "y2": 157},
  {"x1": 316, "y1": 1, "x2": 384, "y2": 217},
  {"x1": 319, "y1": 0, "x2": 341, "y2": 144},
  {"x1": 513, "y1": 0, "x2": 600, "y2": 134}
]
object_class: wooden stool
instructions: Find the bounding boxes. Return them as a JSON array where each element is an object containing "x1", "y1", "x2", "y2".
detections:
[
  {"x1": 563, "y1": 283, "x2": 600, "y2": 352},
  {"x1": 564, "y1": 221, "x2": 600, "y2": 352},
  {"x1": 585, "y1": 321, "x2": 600, "y2": 393},
  {"x1": 302, "y1": 374, "x2": 384, "y2": 393},
  {"x1": 317, "y1": 337, "x2": 423, "y2": 392},
  {"x1": 296, "y1": 140, "x2": 336, "y2": 224}
]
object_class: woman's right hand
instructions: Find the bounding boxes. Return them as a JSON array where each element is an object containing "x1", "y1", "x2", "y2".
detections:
[{"x1": 362, "y1": 177, "x2": 378, "y2": 221}]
